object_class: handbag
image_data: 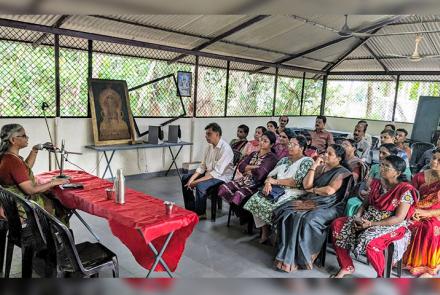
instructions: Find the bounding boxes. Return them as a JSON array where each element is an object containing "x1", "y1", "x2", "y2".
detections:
[{"x1": 260, "y1": 185, "x2": 285, "y2": 203}]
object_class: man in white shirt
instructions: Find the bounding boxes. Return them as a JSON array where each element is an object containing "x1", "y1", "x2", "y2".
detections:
[{"x1": 181, "y1": 123, "x2": 234, "y2": 218}]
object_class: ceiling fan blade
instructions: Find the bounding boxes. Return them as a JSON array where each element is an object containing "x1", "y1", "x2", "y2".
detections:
[
  {"x1": 423, "y1": 55, "x2": 440, "y2": 58},
  {"x1": 370, "y1": 30, "x2": 440, "y2": 37},
  {"x1": 381, "y1": 54, "x2": 408, "y2": 58},
  {"x1": 289, "y1": 15, "x2": 340, "y2": 34},
  {"x1": 352, "y1": 32, "x2": 374, "y2": 38}
]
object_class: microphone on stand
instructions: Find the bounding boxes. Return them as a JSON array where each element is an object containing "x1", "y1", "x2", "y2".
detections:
[
  {"x1": 55, "y1": 139, "x2": 83, "y2": 179},
  {"x1": 34, "y1": 142, "x2": 58, "y2": 152}
]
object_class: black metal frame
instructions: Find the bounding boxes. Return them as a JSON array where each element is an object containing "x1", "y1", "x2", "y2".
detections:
[
  {"x1": 0, "y1": 17, "x2": 439, "y2": 124},
  {"x1": 129, "y1": 73, "x2": 187, "y2": 137}
]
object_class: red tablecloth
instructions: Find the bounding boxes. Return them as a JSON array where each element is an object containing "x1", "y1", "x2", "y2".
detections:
[{"x1": 36, "y1": 170, "x2": 198, "y2": 272}]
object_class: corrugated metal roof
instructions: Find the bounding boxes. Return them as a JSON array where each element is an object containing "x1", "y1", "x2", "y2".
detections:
[
  {"x1": 3, "y1": 14, "x2": 440, "y2": 75},
  {"x1": 333, "y1": 59, "x2": 390, "y2": 72}
]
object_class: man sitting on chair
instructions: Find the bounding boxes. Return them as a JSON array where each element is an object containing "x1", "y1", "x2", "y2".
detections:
[
  {"x1": 308, "y1": 115, "x2": 334, "y2": 153},
  {"x1": 347, "y1": 122, "x2": 370, "y2": 160},
  {"x1": 181, "y1": 123, "x2": 234, "y2": 219}
]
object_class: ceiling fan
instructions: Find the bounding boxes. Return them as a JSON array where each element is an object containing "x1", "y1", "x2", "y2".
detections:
[
  {"x1": 380, "y1": 35, "x2": 440, "y2": 62},
  {"x1": 291, "y1": 15, "x2": 440, "y2": 38},
  {"x1": 337, "y1": 15, "x2": 440, "y2": 38}
]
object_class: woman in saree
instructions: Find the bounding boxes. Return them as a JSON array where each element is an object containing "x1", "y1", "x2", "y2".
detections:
[
  {"x1": 0, "y1": 124, "x2": 69, "y2": 221},
  {"x1": 404, "y1": 148, "x2": 440, "y2": 277},
  {"x1": 331, "y1": 155, "x2": 418, "y2": 278},
  {"x1": 218, "y1": 131, "x2": 278, "y2": 206},
  {"x1": 243, "y1": 135, "x2": 314, "y2": 243},
  {"x1": 272, "y1": 144, "x2": 352, "y2": 272},
  {"x1": 344, "y1": 143, "x2": 411, "y2": 217}
]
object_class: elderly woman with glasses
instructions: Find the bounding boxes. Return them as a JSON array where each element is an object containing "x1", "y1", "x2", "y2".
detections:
[
  {"x1": 331, "y1": 155, "x2": 418, "y2": 278},
  {"x1": 244, "y1": 135, "x2": 314, "y2": 244},
  {"x1": 0, "y1": 124, "x2": 69, "y2": 221}
]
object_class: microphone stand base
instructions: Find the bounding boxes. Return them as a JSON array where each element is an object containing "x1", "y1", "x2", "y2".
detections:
[{"x1": 56, "y1": 174, "x2": 70, "y2": 179}]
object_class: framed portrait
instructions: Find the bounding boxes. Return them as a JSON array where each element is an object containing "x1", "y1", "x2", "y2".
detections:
[
  {"x1": 177, "y1": 71, "x2": 192, "y2": 97},
  {"x1": 88, "y1": 79, "x2": 136, "y2": 146}
]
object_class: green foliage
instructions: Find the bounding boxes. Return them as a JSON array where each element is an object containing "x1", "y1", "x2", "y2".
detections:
[
  {"x1": 0, "y1": 41, "x2": 55, "y2": 116},
  {"x1": 227, "y1": 71, "x2": 274, "y2": 116},
  {"x1": 302, "y1": 79, "x2": 323, "y2": 115},
  {"x1": 275, "y1": 76, "x2": 302, "y2": 115},
  {"x1": 196, "y1": 66, "x2": 227, "y2": 116},
  {"x1": 3, "y1": 39, "x2": 440, "y2": 121}
]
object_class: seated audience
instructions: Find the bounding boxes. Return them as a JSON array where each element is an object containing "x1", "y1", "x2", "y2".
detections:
[
  {"x1": 347, "y1": 122, "x2": 371, "y2": 160},
  {"x1": 395, "y1": 128, "x2": 412, "y2": 161},
  {"x1": 244, "y1": 135, "x2": 313, "y2": 243},
  {"x1": 230, "y1": 124, "x2": 249, "y2": 155},
  {"x1": 416, "y1": 137, "x2": 440, "y2": 172},
  {"x1": 272, "y1": 144, "x2": 352, "y2": 272},
  {"x1": 0, "y1": 124, "x2": 69, "y2": 222},
  {"x1": 331, "y1": 155, "x2": 417, "y2": 278},
  {"x1": 278, "y1": 115, "x2": 289, "y2": 134},
  {"x1": 181, "y1": 123, "x2": 234, "y2": 218},
  {"x1": 273, "y1": 130, "x2": 291, "y2": 160},
  {"x1": 347, "y1": 120, "x2": 372, "y2": 146},
  {"x1": 308, "y1": 115, "x2": 334, "y2": 153},
  {"x1": 218, "y1": 131, "x2": 278, "y2": 207},
  {"x1": 367, "y1": 129, "x2": 409, "y2": 166},
  {"x1": 242, "y1": 126, "x2": 266, "y2": 156},
  {"x1": 345, "y1": 143, "x2": 412, "y2": 217},
  {"x1": 404, "y1": 148, "x2": 440, "y2": 278}
]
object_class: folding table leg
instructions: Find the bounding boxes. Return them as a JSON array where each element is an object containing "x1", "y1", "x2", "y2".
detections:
[
  {"x1": 73, "y1": 210, "x2": 101, "y2": 242},
  {"x1": 102, "y1": 151, "x2": 116, "y2": 180},
  {"x1": 137, "y1": 229, "x2": 175, "y2": 278},
  {"x1": 166, "y1": 146, "x2": 183, "y2": 179}
]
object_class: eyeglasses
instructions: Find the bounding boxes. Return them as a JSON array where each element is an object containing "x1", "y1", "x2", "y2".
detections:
[
  {"x1": 14, "y1": 134, "x2": 28, "y2": 139},
  {"x1": 288, "y1": 142, "x2": 299, "y2": 148}
]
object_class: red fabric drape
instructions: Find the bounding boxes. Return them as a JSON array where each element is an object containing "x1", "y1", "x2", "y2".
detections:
[{"x1": 36, "y1": 170, "x2": 198, "y2": 272}]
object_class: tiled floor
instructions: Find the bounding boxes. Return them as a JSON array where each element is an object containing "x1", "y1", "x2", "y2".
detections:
[{"x1": 2, "y1": 174, "x2": 424, "y2": 278}]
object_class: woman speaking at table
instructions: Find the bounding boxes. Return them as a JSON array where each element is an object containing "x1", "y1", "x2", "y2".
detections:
[{"x1": 0, "y1": 123, "x2": 70, "y2": 223}]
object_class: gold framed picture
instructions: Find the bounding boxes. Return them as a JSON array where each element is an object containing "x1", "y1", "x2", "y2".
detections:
[{"x1": 88, "y1": 79, "x2": 135, "y2": 146}]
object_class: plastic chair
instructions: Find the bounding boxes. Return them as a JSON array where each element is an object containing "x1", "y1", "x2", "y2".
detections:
[
  {"x1": 410, "y1": 142, "x2": 435, "y2": 172},
  {"x1": 384, "y1": 242, "x2": 403, "y2": 278},
  {"x1": 371, "y1": 136, "x2": 379, "y2": 150},
  {"x1": 32, "y1": 203, "x2": 119, "y2": 278},
  {"x1": 0, "y1": 187, "x2": 47, "y2": 278},
  {"x1": 333, "y1": 137, "x2": 346, "y2": 145},
  {"x1": 207, "y1": 183, "x2": 224, "y2": 222}
]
